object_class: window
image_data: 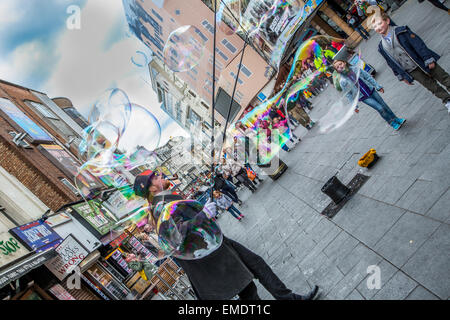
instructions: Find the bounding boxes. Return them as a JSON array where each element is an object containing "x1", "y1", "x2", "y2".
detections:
[
  {"x1": 200, "y1": 101, "x2": 209, "y2": 110},
  {"x1": 152, "y1": 9, "x2": 163, "y2": 22},
  {"x1": 26, "y1": 101, "x2": 58, "y2": 119},
  {"x1": 194, "y1": 28, "x2": 208, "y2": 43},
  {"x1": 215, "y1": 48, "x2": 229, "y2": 61},
  {"x1": 230, "y1": 72, "x2": 244, "y2": 84},
  {"x1": 59, "y1": 178, "x2": 79, "y2": 195},
  {"x1": 188, "y1": 90, "x2": 197, "y2": 98},
  {"x1": 238, "y1": 63, "x2": 253, "y2": 77},
  {"x1": 201, "y1": 20, "x2": 214, "y2": 35},
  {"x1": 221, "y1": 39, "x2": 237, "y2": 54}
]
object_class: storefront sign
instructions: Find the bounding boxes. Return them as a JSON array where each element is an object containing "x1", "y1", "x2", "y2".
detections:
[
  {"x1": 70, "y1": 200, "x2": 117, "y2": 238},
  {"x1": 0, "y1": 232, "x2": 30, "y2": 269},
  {"x1": 44, "y1": 212, "x2": 72, "y2": 228},
  {"x1": 48, "y1": 284, "x2": 76, "y2": 300},
  {"x1": 44, "y1": 234, "x2": 89, "y2": 281},
  {"x1": 0, "y1": 249, "x2": 56, "y2": 289},
  {"x1": 10, "y1": 220, "x2": 63, "y2": 253},
  {"x1": 109, "y1": 232, "x2": 129, "y2": 248}
]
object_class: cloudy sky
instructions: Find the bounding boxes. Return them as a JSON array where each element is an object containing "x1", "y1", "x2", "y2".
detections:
[{"x1": 0, "y1": 0, "x2": 188, "y2": 146}]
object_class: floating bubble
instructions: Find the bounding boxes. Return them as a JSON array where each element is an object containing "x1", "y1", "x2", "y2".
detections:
[
  {"x1": 131, "y1": 50, "x2": 148, "y2": 68},
  {"x1": 88, "y1": 88, "x2": 132, "y2": 136},
  {"x1": 79, "y1": 121, "x2": 121, "y2": 161},
  {"x1": 217, "y1": 0, "x2": 244, "y2": 36},
  {"x1": 157, "y1": 200, "x2": 223, "y2": 260},
  {"x1": 163, "y1": 25, "x2": 206, "y2": 73},
  {"x1": 229, "y1": 36, "x2": 362, "y2": 164},
  {"x1": 117, "y1": 103, "x2": 161, "y2": 159}
]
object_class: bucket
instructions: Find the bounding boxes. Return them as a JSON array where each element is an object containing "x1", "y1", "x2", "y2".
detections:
[{"x1": 321, "y1": 176, "x2": 350, "y2": 204}]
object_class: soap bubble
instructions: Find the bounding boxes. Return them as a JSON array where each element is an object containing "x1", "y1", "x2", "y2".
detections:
[
  {"x1": 156, "y1": 200, "x2": 223, "y2": 260},
  {"x1": 131, "y1": 50, "x2": 149, "y2": 68},
  {"x1": 163, "y1": 25, "x2": 206, "y2": 72},
  {"x1": 117, "y1": 103, "x2": 161, "y2": 159},
  {"x1": 229, "y1": 36, "x2": 362, "y2": 164},
  {"x1": 88, "y1": 88, "x2": 132, "y2": 136},
  {"x1": 217, "y1": 0, "x2": 244, "y2": 36}
]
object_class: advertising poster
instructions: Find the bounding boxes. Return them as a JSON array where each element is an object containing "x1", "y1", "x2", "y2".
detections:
[
  {"x1": 10, "y1": 220, "x2": 63, "y2": 253},
  {"x1": 0, "y1": 232, "x2": 30, "y2": 269},
  {"x1": 0, "y1": 97, "x2": 54, "y2": 143},
  {"x1": 70, "y1": 200, "x2": 117, "y2": 238},
  {"x1": 45, "y1": 234, "x2": 89, "y2": 281},
  {"x1": 38, "y1": 144, "x2": 103, "y2": 190}
]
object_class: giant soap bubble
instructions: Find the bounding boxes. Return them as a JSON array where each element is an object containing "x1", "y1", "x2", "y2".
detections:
[
  {"x1": 156, "y1": 200, "x2": 223, "y2": 260},
  {"x1": 163, "y1": 25, "x2": 206, "y2": 72}
]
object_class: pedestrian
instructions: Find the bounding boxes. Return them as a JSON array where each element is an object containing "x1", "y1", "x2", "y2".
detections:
[
  {"x1": 418, "y1": 0, "x2": 449, "y2": 13},
  {"x1": 287, "y1": 99, "x2": 315, "y2": 130},
  {"x1": 213, "y1": 171, "x2": 243, "y2": 205},
  {"x1": 223, "y1": 158, "x2": 257, "y2": 193},
  {"x1": 346, "y1": 13, "x2": 371, "y2": 40},
  {"x1": 332, "y1": 49, "x2": 406, "y2": 130},
  {"x1": 272, "y1": 117, "x2": 295, "y2": 152},
  {"x1": 132, "y1": 170, "x2": 320, "y2": 300},
  {"x1": 372, "y1": 12, "x2": 450, "y2": 113},
  {"x1": 213, "y1": 190, "x2": 244, "y2": 221}
]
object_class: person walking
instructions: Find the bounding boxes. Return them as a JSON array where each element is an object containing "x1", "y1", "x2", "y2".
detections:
[
  {"x1": 132, "y1": 170, "x2": 320, "y2": 300},
  {"x1": 332, "y1": 48, "x2": 406, "y2": 130},
  {"x1": 346, "y1": 13, "x2": 371, "y2": 40},
  {"x1": 418, "y1": 0, "x2": 449, "y2": 13},
  {"x1": 213, "y1": 190, "x2": 245, "y2": 221},
  {"x1": 223, "y1": 158, "x2": 257, "y2": 193},
  {"x1": 372, "y1": 12, "x2": 450, "y2": 113},
  {"x1": 287, "y1": 99, "x2": 315, "y2": 130},
  {"x1": 213, "y1": 172, "x2": 243, "y2": 205}
]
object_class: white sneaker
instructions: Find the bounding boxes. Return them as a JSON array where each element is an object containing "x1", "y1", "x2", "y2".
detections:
[{"x1": 446, "y1": 101, "x2": 450, "y2": 114}]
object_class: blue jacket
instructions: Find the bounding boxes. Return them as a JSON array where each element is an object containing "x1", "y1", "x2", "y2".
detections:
[{"x1": 378, "y1": 26, "x2": 440, "y2": 83}]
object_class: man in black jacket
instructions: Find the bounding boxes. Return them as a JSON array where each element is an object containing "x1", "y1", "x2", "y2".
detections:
[{"x1": 133, "y1": 169, "x2": 320, "y2": 300}]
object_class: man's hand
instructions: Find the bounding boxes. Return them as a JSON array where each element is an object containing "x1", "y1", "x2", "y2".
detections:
[
  {"x1": 403, "y1": 80, "x2": 414, "y2": 85},
  {"x1": 377, "y1": 88, "x2": 384, "y2": 93},
  {"x1": 428, "y1": 62, "x2": 436, "y2": 70}
]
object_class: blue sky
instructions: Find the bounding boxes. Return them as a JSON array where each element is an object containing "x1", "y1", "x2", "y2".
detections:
[{"x1": 0, "y1": 0, "x2": 188, "y2": 146}]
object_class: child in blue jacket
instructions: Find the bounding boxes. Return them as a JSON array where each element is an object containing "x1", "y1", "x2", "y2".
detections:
[{"x1": 372, "y1": 12, "x2": 450, "y2": 113}]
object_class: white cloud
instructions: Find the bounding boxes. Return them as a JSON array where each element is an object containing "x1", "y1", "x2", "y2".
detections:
[{"x1": 0, "y1": 40, "x2": 57, "y2": 88}]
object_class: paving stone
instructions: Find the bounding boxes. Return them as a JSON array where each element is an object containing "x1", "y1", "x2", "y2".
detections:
[
  {"x1": 336, "y1": 243, "x2": 383, "y2": 276},
  {"x1": 402, "y1": 224, "x2": 450, "y2": 299},
  {"x1": 395, "y1": 180, "x2": 448, "y2": 215},
  {"x1": 405, "y1": 286, "x2": 440, "y2": 300},
  {"x1": 425, "y1": 188, "x2": 450, "y2": 222},
  {"x1": 374, "y1": 212, "x2": 441, "y2": 268},
  {"x1": 345, "y1": 289, "x2": 365, "y2": 300},
  {"x1": 372, "y1": 271, "x2": 417, "y2": 300},
  {"x1": 356, "y1": 259, "x2": 399, "y2": 300},
  {"x1": 351, "y1": 201, "x2": 405, "y2": 248}
]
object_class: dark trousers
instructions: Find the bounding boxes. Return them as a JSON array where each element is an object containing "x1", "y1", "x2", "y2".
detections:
[
  {"x1": 225, "y1": 238, "x2": 302, "y2": 300},
  {"x1": 410, "y1": 64, "x2": 450, "y2": 103},
  {"x1": 227, "y1": 205, "x2": 242, "y2": 220},
  {"x1": 220, "y1": 184, "x2": 240, "y2": 202},
  {"x1": 355, "y1": 25, "x2": 370, "y2": 39},
  {"x1": 236, "y1": 169, "x2": 257, "y2": 192},
  {"x1": 427, "y1": 0, "x2": 448, "y2": 11}
]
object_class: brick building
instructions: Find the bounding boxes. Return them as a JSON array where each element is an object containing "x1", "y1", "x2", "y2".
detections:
[{"x1": 0, "y1": 80, "x2": 85, "y2": 212}]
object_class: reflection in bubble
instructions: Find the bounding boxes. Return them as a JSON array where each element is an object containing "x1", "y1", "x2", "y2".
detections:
[
  {"x1": 163, "y1": 25, "x2": 206, "y2": 72},
  {"x1": 157, "y1": 200, "x2": 223, "y2": 260}
]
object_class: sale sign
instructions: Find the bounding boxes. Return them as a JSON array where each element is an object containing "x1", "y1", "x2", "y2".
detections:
[{"x1": 45, "y1": 234, "x2": 89, "y2": 281}]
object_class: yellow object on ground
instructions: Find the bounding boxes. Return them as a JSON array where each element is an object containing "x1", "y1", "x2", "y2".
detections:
[{"x1": 358, "y1": 149, "x2": 377, "y2": 167}]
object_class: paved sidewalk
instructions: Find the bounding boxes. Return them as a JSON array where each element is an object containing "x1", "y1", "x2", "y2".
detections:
[{"x1": 217, "y1": 1, "x2": 450, "y2": 300}]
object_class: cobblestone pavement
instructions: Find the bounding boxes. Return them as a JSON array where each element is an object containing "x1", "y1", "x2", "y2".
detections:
[{"x1": 217, "y1": 1, "x2": 450, "y2": 300}]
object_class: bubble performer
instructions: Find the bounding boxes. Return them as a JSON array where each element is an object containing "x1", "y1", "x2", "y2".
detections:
[{"x1": 132, "y1": 169, "x2": 320, "y2": 300}]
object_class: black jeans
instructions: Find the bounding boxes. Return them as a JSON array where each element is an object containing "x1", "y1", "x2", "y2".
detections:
[
  {"x1": 220, "y1": 184, "x2": 240, "y2": 202},
  {"x1": 226, "y1": 238, "x2": 303, "y2": 300},
  {"x1": 427, "y1": 0, "x2": 448, "y2": 11},
  {"x1": 236, "y1": 169, "x2": 257, "y2": 192}
]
